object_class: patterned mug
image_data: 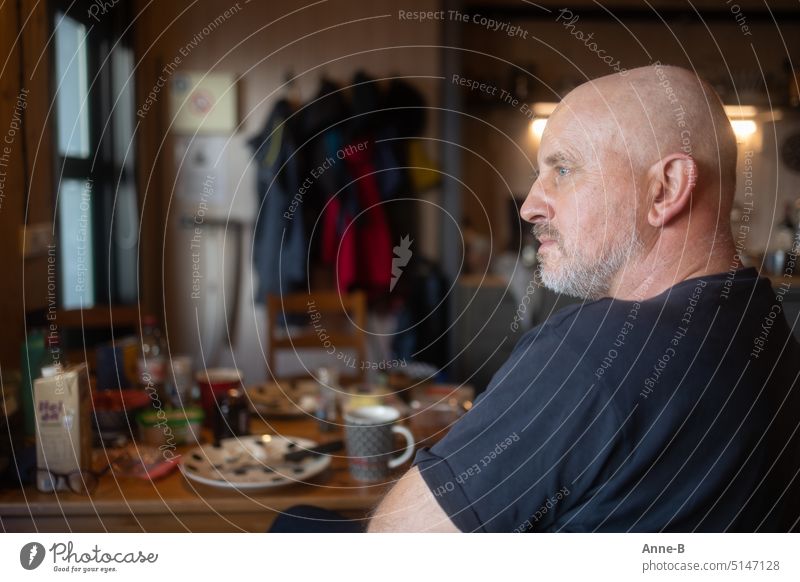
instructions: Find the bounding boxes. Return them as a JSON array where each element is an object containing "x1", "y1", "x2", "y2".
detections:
[{"x1": 344, "y1": 405, "x2": 414, "y2": 482}]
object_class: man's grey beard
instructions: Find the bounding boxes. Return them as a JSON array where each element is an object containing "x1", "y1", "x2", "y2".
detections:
[{"x1": 535, "y1": 226, "x2": 644, "y2": 300}]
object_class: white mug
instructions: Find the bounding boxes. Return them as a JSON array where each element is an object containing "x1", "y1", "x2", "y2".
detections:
[{"x1": 344, "y1": 405, "x2": 414, "y2": 482}]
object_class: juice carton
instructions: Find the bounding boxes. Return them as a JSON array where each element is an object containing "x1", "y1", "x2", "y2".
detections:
[{"x1": 33, "y1": 363, "x2": 92, "y2": 492}]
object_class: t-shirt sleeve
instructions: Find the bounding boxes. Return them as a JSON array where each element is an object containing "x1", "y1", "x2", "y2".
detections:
[{"x1": 413, "y1": 326, "x2": 625, "y2": 532}]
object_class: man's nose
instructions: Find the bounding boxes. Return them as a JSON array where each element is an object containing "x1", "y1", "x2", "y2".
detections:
[{"x1": 519, "y1": 176, "x2": 552, "y2": 225}]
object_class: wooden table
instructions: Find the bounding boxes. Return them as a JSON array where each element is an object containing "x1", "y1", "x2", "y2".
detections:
[{"x1": 0, "y1": 416, "x2": 411, "y2": 533}]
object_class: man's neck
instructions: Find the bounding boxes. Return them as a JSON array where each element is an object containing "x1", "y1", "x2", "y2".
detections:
[{"x1": 608, "y1": 236, "x2": 738, "y2": 301}]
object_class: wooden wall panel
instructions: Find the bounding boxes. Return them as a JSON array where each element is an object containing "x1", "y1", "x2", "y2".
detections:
[
  {"x1": 0, "y1": 1, "x2": 26, "y2": 370},
  {"x1": 20, "y1": 0, "x2": 53, "y2": 314}
]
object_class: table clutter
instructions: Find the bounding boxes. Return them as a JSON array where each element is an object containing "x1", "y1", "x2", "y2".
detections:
[
  {"x1": 50, "y1": 360, "x2": 471, "y2": 488},
  {"x1": 1, "y1": 313, "x2": 475, "y2": 531}
]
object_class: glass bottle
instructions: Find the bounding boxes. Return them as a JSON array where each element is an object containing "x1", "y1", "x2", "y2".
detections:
[
  {"x1": 316, "y1": 367, "x2": 339, "y2": 432},
  {"x1": 137, "y1": 315, "x2": 167, "y2": 402}
]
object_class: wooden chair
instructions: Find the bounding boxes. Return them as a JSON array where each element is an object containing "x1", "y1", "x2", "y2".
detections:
[{"x1": 267, "y1": 291, "x2": 366, "y2": 385}]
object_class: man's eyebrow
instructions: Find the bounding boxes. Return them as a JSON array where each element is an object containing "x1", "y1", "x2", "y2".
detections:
[{"x1": 542, "y1": 151, "x2": 577, "y2": 167}]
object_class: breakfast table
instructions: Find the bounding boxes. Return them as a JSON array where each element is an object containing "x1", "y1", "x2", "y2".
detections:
[{"x1": 0, "y1": 416, "x2": 410, "y2": 533}]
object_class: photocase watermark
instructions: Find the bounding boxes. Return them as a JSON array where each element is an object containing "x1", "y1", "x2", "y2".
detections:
[
  {"x1": 0, "y1": 88, "x2": 28, "y2": 212},
  {"x1": 398, "y1": 9, "x2": 529, "y2": 39},
  {"x1": 513, "y1": 486, "x2": 570, "y2": 532},
  {"x1": 722, "y1": 150, "x2": 754, "y2": 300},
  {"x1": 595, "y1": 303, "x2": 638, "y2": 380},
  {"x1": 556, "y1": 8, "x2": 627, "y2": 75},
  {"x1": 594, "y1": 274, "x2": 654, "y2": 380},
  {"x1": 431, "y1": 432, "x2": 519, "y2": 497},
  {"x1": 31, "y1": 541, "x2": 158, "y2": 574},
  {"x1": 140, "y1": 372, "x2": 179, "y2": 461},
  {"x1": 342, "y1": 356, "x2": 408, "y2": 371},
  {"x1": 390, "y1": 234, "x2": 413, "y2": 291},
  {"x1": 654, "y1": 61, "x2": 693, "y2": 157},
  {"x1": 45, "y1": 244, "x2": 65, "y2": 394},
  {"x1": 751, "y1": 302, "x2": 785, "y2": 360},
  {"x1": 75, "y1": 179, "x2": 92, "y2": 299},
  {"x1": 640, "y1": 279, "x2": 706, "y2": 399},
  {"x1": 463, "y1": 10, "x2": 529, "y2": 39},
  {"x1": 726, "y1": 0, "x2": 753, "y2": 37},
  {"x1": 451, "y1": 74, "x2": 535, "y2": 120},
  {"x1": 137, "y1": 2, "x2": 244, "y2": 119},
  {"x1": 87, "y1": 0, "x2": 121, "y2": 22},
  {"x1": 190, "y1": 174, "x2": 215, "y2": 300},
  {"x1": 284, "y1": 140, "x2": 370, "y2": 221},
  {"x1": 510, "y1": 276, "x2": 539, "y2": 332},
  {"x1": 306, "y1": 297, "x2": 403, "y2": 370},
  {"x1": 138, "y1": 57, "x2": 180, "y2": 120},
  {"x1": 750, "y1": 232, "x2": 799, "y2": 359},
  {"x1": 742, "y1": 149, "x2": 754, "y2": 199},
  {"x1": 20, "y1": 542, "x2": 46, "y2": 570}
]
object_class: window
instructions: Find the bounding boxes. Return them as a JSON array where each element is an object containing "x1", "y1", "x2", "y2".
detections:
[
  {"x1": 54, "y1": 14, "x2": 90, "y2": 159},
  {"x1": 52, "y1": 1, "x2": 138, "y2": 309},
  {"x1": 57, "y1": 178, "x2": 95, "y2": 308}
]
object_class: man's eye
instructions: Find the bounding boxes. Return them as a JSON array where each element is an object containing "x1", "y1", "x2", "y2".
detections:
[{"x1": 556, "y1": 166, "x2": 571, "y2": 177}]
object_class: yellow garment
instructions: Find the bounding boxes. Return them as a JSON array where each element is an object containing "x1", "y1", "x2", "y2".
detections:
[{"x1": 407, "y1": 140, "x2": 441, "y2": 192}]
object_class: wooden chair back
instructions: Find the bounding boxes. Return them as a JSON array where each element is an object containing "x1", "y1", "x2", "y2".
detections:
[{"x1": 266, "y1": 291, "x2": 366, "y2": 384}]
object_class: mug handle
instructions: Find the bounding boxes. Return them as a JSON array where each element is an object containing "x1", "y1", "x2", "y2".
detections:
[{"x1": 388, "y1": 425, "x2": 415, "y2": 469}]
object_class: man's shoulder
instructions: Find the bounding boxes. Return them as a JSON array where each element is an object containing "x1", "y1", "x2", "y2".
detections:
[
  {"x1": 515, "y1": 296, "x2": 618, "y2": 353},
  {"x1": 523, "y1": 296, "x2": 602, "y2": 332},
  {"x1": 522, "y1": 270, "x2": 762, "y2": 346},
  {"x1": 500, "y1": 298, "x2": 616, "y2": 391}
]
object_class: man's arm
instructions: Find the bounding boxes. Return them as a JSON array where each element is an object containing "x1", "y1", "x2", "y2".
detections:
[{"x1": 367, "y1": 466, "x2": 462, "y2": 532}]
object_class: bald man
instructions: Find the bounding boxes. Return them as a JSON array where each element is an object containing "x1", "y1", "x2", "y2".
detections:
[{"x1": 368, "y1": 65, "x2": 800, "y2": 532}]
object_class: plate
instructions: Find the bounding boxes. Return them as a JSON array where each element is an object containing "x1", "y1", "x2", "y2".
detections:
[
  {"x1": 245, "y1": 381, "x2": 319, "y2": 418},
  {"x1": 179, "y1": 435, "x2": 330, "y2": 490}
]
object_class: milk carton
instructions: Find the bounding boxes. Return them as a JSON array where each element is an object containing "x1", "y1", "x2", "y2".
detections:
[{"x1": 33, "y1": 363, "x2": 92, "y2": 492}]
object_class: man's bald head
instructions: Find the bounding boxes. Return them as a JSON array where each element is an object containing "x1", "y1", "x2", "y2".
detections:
[
  {"x1": 556, "y1": 64, "x2": 737, "y2": 204},
  {"x1": 521, "y1": 65, "x2": 739, "y2": 300}
]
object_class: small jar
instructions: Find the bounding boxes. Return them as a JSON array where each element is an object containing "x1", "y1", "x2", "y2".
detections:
[{"x1": 212, "y1": 387, "x2": 250, "y2": 444}]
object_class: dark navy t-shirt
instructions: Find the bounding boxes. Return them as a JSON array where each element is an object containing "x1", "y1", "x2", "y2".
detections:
[{"x1": 414, "y1": 268, "x2": 800, "y2": 532}]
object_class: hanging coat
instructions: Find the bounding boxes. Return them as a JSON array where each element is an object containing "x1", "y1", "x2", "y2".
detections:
[{"x1": 248, "y1": 99, "x2": 307, "y2": 302}]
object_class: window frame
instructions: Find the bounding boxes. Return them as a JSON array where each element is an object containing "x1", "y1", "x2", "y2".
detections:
[{"x1": 50, "y1": 0, "x2": 137, "y2": 309}]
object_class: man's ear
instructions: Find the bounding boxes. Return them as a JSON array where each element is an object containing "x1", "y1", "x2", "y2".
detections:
[{"x1": 646, "y1": 153, "x2": 697, "y2": 228}]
